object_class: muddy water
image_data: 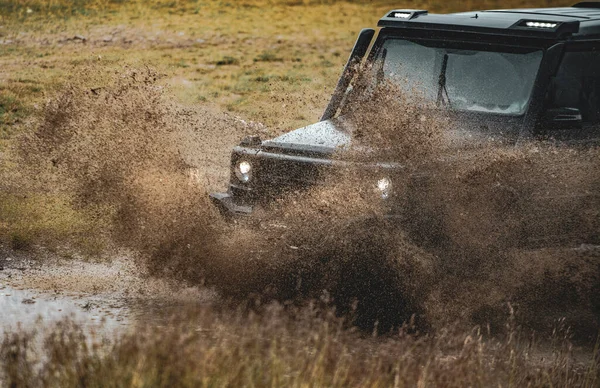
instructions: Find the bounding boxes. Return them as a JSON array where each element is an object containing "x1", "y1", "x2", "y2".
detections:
[
  {"x1": 0, "y1": 285, "x2": 127, "y2": 334},
  {"x1": 0, "y1": 256, "x2": 218, "y2": 334}
]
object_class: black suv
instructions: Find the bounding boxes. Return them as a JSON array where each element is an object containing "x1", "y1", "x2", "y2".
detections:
[{"x1": 210, "y1": 3, "x2": 600, "y2": 240}]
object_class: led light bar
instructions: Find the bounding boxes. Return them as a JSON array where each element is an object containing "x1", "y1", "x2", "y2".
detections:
[
  {"x1": 509, "y1": 19, "x2": 579, "y2": 35},
  {"x1": 393, "y1": 12, "x2": 411, "y2": 19},
  {"x1": 385, "y1": 9, "x2": 428, "y2": 21},
  {"x1": 524, "y1": 21, "x2": 558, "y2": 28}
]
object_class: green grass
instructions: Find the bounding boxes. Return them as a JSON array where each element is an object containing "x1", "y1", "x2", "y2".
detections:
[{"x1": 0, "y1": 92, "x2": 27, "y2": 140}]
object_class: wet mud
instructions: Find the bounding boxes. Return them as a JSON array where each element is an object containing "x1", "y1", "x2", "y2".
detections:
[{"x1": 0, "y1": 254, "x2": 217, "y2": 335}]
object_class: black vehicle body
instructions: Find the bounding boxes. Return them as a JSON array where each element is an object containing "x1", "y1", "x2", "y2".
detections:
[{"x1": 210, "y1": 3, "x2": 600, "y2": 248}]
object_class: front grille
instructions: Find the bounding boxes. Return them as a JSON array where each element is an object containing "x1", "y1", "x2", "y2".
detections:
[{"x1": 251, "y1": 153, "x2": 332, "y2": 199}]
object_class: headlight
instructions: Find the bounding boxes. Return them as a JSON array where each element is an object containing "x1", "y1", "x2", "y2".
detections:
[
  {"x1": 235, "y1": 160, "x2": 252, "y2": 183},
  {"x1": 376, "y1": 177, "x2": 392, "y2": 199}
]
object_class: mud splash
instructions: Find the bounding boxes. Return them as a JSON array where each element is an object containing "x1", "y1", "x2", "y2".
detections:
[
  {"x1": 338, "y1": 80, "x2": 600, "y2": 336},
  {"x1": 15, "y1": 66, "x2": 600, "y2": 338}
]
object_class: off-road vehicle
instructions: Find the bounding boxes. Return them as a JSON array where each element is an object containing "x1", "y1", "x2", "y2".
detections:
[{"x1": 210, "y1": 2, "x2": 600, "y2": 248}]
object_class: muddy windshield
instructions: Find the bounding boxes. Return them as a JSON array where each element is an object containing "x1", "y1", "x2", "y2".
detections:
[{"x1": 376, "y1": 39, "x2": 543, "y2": 116}]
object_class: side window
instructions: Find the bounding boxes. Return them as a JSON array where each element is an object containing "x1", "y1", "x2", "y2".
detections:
[{"x1": 549, "y1": 48, "x2": 600, "y2": 126}]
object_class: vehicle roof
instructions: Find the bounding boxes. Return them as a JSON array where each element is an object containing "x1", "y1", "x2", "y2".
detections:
[{"x1": 378, "y1": 2, "x2": 600, "y2": 40}]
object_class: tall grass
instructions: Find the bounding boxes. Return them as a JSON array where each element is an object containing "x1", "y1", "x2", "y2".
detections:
[{"x1": 1, "y1": 305, "x2": 598, "y2": 387}]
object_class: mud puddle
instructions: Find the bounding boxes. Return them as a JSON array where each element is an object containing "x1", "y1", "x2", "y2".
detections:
[
  {"x1": 0, "y1": 285, "x2": 127, "y2": 334},
  {"x1": 0, "y1": 254, "x2": 218, "y2": 334}
]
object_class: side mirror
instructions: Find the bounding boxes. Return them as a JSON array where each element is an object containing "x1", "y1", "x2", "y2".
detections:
[{"x1": 543, "y1": 107, "x2": 583, "y2": 128}]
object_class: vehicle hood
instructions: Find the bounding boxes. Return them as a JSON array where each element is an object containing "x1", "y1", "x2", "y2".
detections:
[
  {"x1": 261, "y1": 118, "x2": 352, "y2": 154},
  {"x1": 260, "y1": 115, "x2": 521, "y2": 159}
]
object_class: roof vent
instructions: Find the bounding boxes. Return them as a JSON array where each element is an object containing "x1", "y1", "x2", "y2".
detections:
[{"x1": 572, "y1": 2, "x2": 600, "y2": 8}]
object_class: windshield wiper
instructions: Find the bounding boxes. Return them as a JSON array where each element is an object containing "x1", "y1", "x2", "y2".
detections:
[{"x1": 436, "y1": 53, "x2": 452, "y2": 109}]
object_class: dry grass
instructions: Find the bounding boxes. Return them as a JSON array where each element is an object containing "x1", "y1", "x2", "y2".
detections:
[{"x1": 1, "y1": 305, "x2": 599, "y2": 388}]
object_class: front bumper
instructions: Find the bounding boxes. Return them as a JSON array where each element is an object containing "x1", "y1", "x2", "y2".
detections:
[{"x1": 209, "y1": 192, "x2": 254, "y2": 216}]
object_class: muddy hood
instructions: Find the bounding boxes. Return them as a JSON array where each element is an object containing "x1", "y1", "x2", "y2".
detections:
[
  {"x1": 261, "y1": 119, "x2": 352, "y2": 154},
  {"x1": 261, "y1": 116, "x2": 517, "y2": 158}
]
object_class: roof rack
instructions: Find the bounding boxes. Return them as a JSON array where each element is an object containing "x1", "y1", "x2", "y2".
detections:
[{"x1": 572, "y1": 2, "x2": 600, "y2": 8}]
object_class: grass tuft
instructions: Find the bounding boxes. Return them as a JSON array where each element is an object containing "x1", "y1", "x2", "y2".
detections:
[
  {"x1": 254, "y1": 51, "x2": 284, "y2": 63},
  {"x1": 214, "y1": 56, "x2": 240, "y2": 66}
]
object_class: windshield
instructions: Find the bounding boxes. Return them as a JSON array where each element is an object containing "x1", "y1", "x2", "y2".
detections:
[{"x1": 377, "y1": 39, "x2": 544, "y2": 116}]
